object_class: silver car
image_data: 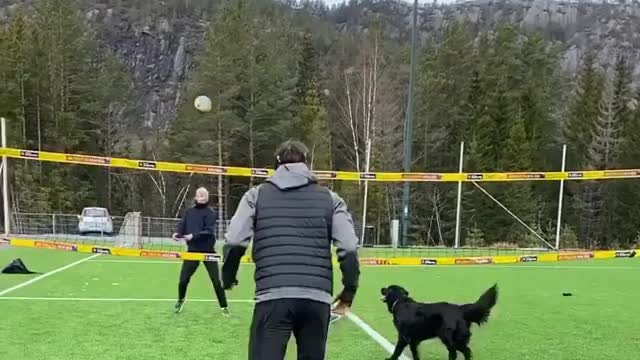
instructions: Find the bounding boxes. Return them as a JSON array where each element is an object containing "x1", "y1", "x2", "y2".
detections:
[{"x1": 78, "y1": 207, "x2": 114, "y2": 235}]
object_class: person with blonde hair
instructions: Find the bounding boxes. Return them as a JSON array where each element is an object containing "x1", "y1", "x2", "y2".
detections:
[{"x1": 172, "y1": 187, "x2": 228, "y2": 315}]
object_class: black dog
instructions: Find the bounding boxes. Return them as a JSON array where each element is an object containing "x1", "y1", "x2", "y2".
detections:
[{"x1": 380, "y1": 284, "x2": 498, "y2": 360}]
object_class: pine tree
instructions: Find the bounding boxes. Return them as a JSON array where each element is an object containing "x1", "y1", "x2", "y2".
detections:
[
  {"x1": 502, "y1": 111, "x2": 538, "y2": 242},
  {"x1": 292, "y1": 31, "x2": 332, "y2": 169},
  {"x1": 414, "y1": 21, "x2": 476, "y2": 244},
  {"x1": 172, "y1": 0, "x2": 299, "y2": 211},
  {"x1": 565, "y1": 53, "x2": 604, "y2": 168},
  {"x1": 610, "y1": 54, "x2": 638, "y2": 246},
  {"x1": 519, "y1": 33, "x2": 563, "y2": 169},
  {"x1": 304, "y1": 86, "x2": 332, "y2": 170},
  {"x1": 579, "y1": 80, "x2": 623, "y2": 248},
  {"x1": 416, "y1": 21, "x2": 475, "y2": 171},
  {"x1": 587, "y1": 84, "x2": 622, "y2": 170},
  {"x1": 564, "y1": 52, "x2": 605, "y2": 248},
  {"x1": 0, "y1": 0, "x2": 138, "y2": 214}
]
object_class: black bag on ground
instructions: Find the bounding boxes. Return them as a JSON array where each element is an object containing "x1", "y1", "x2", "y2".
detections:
[{"x1": 1, "y1": 258, "x2": 38, "y2": 274}]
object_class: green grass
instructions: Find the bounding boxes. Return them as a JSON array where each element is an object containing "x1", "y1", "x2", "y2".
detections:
[{"x1": 1, "y1": 246, "x2": 639, "y2": 359}]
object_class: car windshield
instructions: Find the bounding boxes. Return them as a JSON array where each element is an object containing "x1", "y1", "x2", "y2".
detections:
[{"x1": 83, "y1": 209, "x2": 107, "y2": 217}]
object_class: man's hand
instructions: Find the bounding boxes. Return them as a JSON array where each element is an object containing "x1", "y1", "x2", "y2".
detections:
[
  {"x1": 331, "y1": 299, "x2": 351, "y2": 316},
  {"x1": 223, "y1": 279, "x2": 239, "y2": 291},
  {"x1": 172, "y1": 233, "x2": 181, "y2": 241},
  {"x1": 332, "y1": 290, "x2": 354, "y2": 316},
  {"x1": 184, "y1": 234, "x2": 194, "y2": 241}
]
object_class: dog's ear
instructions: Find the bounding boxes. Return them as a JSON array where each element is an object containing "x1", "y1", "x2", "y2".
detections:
[
  {"x1": 402, "y1": 289, "x2": 409, "y2": 297},
  {"x1": 380, "y1": 287, "x2": 388, "y2": 296}
]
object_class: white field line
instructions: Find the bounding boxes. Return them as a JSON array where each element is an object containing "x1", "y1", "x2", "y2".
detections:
[
  {"x1": 87, "y1": 259, "x2": 639, "y2": 270},
  {"x1": 0, "y1": 296, "x2": 255, "y2": 303},
  {"x1": 347, "y1": 312, "x2": 410, "y2": 360},
  {"x1": 0, "y1": 254, "x2": 101, "y2": 296}
]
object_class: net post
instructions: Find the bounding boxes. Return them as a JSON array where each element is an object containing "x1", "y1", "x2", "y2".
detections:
[
  {"x1": 360, "y1": 138, "x2": 372, "y2": 246},
  {"x1": 554, "y1": 144, "x2": 567, "y2": 250},
  {"x1": 454, "y1": 142, "x2": 465, "y2": 248},
  {"x1": 1, "y1": 117, "x2": 9, "y2": 236}
]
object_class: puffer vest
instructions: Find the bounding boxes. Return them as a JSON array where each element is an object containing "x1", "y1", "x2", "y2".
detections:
[{"x1": 253, "y1": 182, "x2": 334, "y2": 295}]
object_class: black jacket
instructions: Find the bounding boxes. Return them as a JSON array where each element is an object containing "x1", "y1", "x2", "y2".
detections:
[{"x1": 176, "y1": 203, "x2": 217, "y2": 253}]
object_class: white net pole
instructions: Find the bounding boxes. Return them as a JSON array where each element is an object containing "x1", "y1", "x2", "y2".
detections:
[
  {"x1": 360, "y1": 138, "x2": 372, "y2": 246},
  {"x1": 454, "y1": 142, "x2": 465, "y2": 248},
  {"x1": 555, "y1": 144, "x2": 568, "y2": 250},
  {"x1": 2, "y1": 117, "x2": 9, "y2": 236}
]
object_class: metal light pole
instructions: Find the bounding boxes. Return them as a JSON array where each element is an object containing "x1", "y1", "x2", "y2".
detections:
[{"x1": 401, "y1": 0, "x2": 419, "y2": 247}]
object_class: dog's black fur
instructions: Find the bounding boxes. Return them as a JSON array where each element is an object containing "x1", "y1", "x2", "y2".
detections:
[{"x1": 380, "y1": 284, "x2": 498, "y2": 360}]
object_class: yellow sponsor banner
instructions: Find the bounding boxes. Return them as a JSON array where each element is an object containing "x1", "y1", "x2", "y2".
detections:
[
  {"x1": 594, "y1": 250, "x2": 617, "y2": 259},
  {"x1": 6, "y1": 238, "x2": 638, "y2": 265},
  {"x1": 536, "y1": 253, "x2": 560, "y2": 262},
  {"x1": 4, "y1": 147, "x2": 640, "y2": 182},
  {"x1": 492, "y1": 255, "x2": 520, "y2": 264}
]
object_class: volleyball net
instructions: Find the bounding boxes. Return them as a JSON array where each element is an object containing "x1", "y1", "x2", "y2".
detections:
[{"x1": 2, "y1": 143, "x2": 640, "y2": 263}]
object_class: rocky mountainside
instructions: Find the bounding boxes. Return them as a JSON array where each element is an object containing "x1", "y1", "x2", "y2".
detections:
[
  {"x1": 333, "y1": 0, "x2": 640, "y2": 75},
  {"x1": 2, "y1": 0, "x2": 640, "y2": 128}
]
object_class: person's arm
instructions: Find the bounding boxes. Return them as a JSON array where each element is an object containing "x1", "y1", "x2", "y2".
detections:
[
  {"x1": 221, "y1": 186, "x2": 259, "y2": 289},
  {"x1": 330, "y1": 191, "x2": 360, "y2": 307},
  {"x1": 173, "y1": 212, "x2": 187, "y2": 239}
]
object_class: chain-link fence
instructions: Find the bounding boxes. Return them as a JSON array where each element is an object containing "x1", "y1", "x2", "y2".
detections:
[{"x1": 9, "y1": 212, "x2": 229, "y2": 250}]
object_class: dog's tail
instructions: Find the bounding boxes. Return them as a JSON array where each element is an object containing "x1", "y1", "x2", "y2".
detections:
[{"x1": 461, "y1": 284, "x2": 498, "y2": 326}]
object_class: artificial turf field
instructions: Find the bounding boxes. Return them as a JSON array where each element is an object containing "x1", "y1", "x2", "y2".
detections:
[{"x1": 1, "y1": 247, "x2": 638, "y2": 360}]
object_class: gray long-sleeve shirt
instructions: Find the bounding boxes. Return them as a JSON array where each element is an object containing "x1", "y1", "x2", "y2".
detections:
[{"x1": 224, "y1": 162, "x2": 360, "y2": 304}]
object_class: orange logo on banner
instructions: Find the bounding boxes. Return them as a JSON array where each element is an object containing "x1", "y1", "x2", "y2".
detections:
[
  {"x1": 34, "y1": 241, "x2": 77, "y2": 251},
  {"x1": 66, "y1": 155, "x2": 110, "y2": 165},
  {"x1": 558, "y1": 252, "x2": 594, "y2": 261},
  {"x1": 603, "y1": 170, "x2": 640, "y2": 177},
  {"x1": 185, "y1": 165, "x2": 226, "y2": 174},
  {"x1": 360, "y1": 258, "x2": 390, "y2": 265},
  {"x1": 314, "y1": 171, "x2": 337, "y2": 179},
  {"x1": 140, "y1": 250, "x2": 180, "y2": 259},
  {"x1": 506, "y1": 173, "x2": 545, "y2": 179},
  {"x1": 402, "y1": 173, "x2": 443, "y2": 181},
  {"x1": 455, "y1": 258, "x2": 493, "y2": 265}
]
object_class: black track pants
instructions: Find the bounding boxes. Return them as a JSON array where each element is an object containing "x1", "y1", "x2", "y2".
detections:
[
  {"x1": 248, "y1": 298, "x2": 330, "y2": 360},
  {"x1": 178, "y1": 260, "x2": 228, "y2": 308}
]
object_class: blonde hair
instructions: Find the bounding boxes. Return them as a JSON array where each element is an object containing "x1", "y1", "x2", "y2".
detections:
[{"x1": 195, "y1": 187, "x2": 209, "y2": 203}]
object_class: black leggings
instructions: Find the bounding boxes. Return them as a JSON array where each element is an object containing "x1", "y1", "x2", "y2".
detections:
[{"x1": 178, "y1": 260, "x2": 228, "y2": 308}]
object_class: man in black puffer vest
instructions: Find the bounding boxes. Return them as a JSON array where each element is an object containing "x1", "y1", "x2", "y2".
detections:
[
  {"x1": 222, "y1": 140, "x2": 360, "y2": 360},
  {"x1": 172, "y1": 187, "x2": 228, "y2": 315}
]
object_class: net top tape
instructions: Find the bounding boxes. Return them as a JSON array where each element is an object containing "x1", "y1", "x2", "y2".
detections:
[{"x1": 2, "y1": 147, "x2": 640, "y2": 182}]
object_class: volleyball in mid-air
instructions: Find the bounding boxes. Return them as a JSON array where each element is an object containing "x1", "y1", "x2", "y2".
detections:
[{"x1": 194, "y1": 95, "x2": 212, "y2": 113}]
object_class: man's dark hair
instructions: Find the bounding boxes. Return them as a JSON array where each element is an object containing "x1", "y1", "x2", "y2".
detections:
[{"x1": 275, "y1": 140, "x2": 309, "y2": 166}]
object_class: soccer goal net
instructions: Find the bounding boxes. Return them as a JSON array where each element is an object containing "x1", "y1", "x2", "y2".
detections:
[{"x1": 116, "y1": 212, "x2": 142, "y2": 248}]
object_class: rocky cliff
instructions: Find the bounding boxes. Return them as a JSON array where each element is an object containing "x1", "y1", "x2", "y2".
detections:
[
  {"x1": 332, "y1": 0, "x2": 640, "y2": 76},
  {"x1": 3, "y1": 0, "x2": 640, "y2": 129}
]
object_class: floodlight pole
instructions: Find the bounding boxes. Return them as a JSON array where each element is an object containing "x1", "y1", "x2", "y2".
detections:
[
  {"x1": 1, "y1": 117, "x2": 9, "y2": 236},
  {"x1": 401, "y1": 0, "x2": 419, "y2": 247},
  {"x1": 454, "y1": 142, "x2": 465, "y2": 248},
  {"x1": 555, "y1": 144, "x2": 567, "y2": 250}
]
